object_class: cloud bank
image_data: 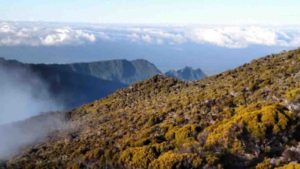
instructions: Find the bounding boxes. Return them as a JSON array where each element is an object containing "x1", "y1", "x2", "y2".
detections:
[
  {"x1": 0, "y1": 22, "x2": 96, "y2": 46},
  {"x1": 0, "y1": 62, "x2": 64, "y2": 159},
  {"x1": 0, "y1": 63, "x2": 62, "y2": 124},
  {"x1": 186, "y1": 26, "x2": 300, "y2": 48},
  {"x1": 0, "y1": 22, "x2": 300, "y2": 48},
  {"x1": 123, "y1": 26, "x2": 300, "y2": 48}
]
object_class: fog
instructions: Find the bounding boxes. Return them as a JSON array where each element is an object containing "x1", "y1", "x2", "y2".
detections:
[{"x1": 0, "y1": 64, "x2": 64, "y2": 159}]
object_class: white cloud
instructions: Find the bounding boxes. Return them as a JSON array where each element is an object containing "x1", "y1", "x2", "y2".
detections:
[
  {"x1": 186, "y1": 26, "x2": 300, "y2": 48},
  {"x1": 41, "y1": 28, "x2": 70, "y2": 46},
  {"x1": 186, "y1": 26, "x2": 280, "y2": 48},
  {"x1": 40, "y1": 28, "x2": 96, "y2": 46},
  {"x1": 0, "y1": 23, "x2": 97, "y2": 46},
  {"x1": 125, "y1": 27, "x2": 186, "y2": 44},
  {"x1": 0, "y1": 24, "x2": 14, "y2": 33},
  {"x1": 0, "y1": 22, "x2": 299, "y2": 48},
  {"x1": 141, "y1": 34, "x2": 152, "y2": 43},
  {"x1": 123, "y1": 26, "x2": 300, "y2": 48},
  {"x1": 93, "y1": 31, "x2": 109, "y2": 41}
]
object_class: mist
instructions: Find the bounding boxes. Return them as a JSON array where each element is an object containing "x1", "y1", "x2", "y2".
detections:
[{"x1": 0, "y1": 64, "x2": 64, "y2": 159}]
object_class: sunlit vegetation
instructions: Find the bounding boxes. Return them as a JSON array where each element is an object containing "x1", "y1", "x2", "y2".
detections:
[
  {"x1": 205, "y1": 104, "x2": 294, "y2": 151},
  {"x1": 276, "y1": 163, "x2": 300, "y2": 169},
  {"x1": 286, "y1": 88, "x2": 300, "y2": 101},
  {"x1": 5, "y1": 49, "x2": 300, "y2": 168},
  {"x1": 149, "y1": 151, "x2": 202, "y2": 169}
]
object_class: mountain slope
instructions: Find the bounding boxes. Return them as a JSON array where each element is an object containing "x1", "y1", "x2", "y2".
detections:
[
  {"x1": 0, "y1": 58, "x2": 161, "y2": 108},
  {"x1": 4, "y1": 49, "x2": 300, "y2": 169},
  {"x1": 0, "y1": 58, "x2": 126, "y2": 108},
  {"x1": 165, "y1": 66, "x2": 206, "y2": 81},
  {"x1": 43, "y1": 59, "x2": 162, "y2": 84},
  {"x1": 0, "y1": 112, "x2": 65, "y2": 161}
]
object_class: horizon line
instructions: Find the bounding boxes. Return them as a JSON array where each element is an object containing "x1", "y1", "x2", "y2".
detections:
[{"x1": 1, "y1": 20, "x2": 300, "y2": 27}]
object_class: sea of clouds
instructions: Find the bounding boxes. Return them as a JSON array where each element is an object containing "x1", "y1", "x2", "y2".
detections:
[{"x1": 0, "y1": 21, "x2": 300, "y2": 48}]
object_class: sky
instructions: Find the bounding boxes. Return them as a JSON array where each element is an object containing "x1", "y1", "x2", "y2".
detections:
[
  {"x1": 0, "y1": 0, "x2": 300, "y2": 74},
  {"x1": 0, "y1": 0, "x2": 299, "y2": 25}
]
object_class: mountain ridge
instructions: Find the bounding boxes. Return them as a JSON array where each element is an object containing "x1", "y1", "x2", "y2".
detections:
[
  {"x1": 33, "y1": 58, "x2": 162, "y2": 84},
  {"x1": 0, "y1": 58, "x2": 161, "y2": 108},
  {"x1": 3, "y1": 49, "x2": 300, "y2": 168},
  {"x1": 165, "y1": 66, "x2": 206, "y2": 81}
]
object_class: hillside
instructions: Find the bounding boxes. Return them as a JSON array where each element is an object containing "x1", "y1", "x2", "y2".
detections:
[
  {"x1": 0, "y1": 112, "x2": 65, "y2": 161},
  {"x1": 0, "y1": 58, "x2": 160, "y2": 108},
  {"x1": 3, "y1": 49, "x2": 300, "y2": 169},
  {"x1": 42, "y1": 59, "x2": 162, "y2": 84},
  {"x1": 165, "y1": 66, "x2": 206, "y2": 81}
]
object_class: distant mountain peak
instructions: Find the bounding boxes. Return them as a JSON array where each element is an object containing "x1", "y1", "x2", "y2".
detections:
[
  {"x1": 48, "y1": 59, "x2": 161, "y2": 84},
  {"x1": 165, "y1": 66, "x2": 206, "y2": 81}
]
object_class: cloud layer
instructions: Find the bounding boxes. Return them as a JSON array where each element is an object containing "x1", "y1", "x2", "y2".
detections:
[
  {"x1": 186, "y1": 26, "x2": 300, "y2": 48},
  {"x1": 0, "y1": 22, "x2": 96, "y2": 46},
  {"x1": 123, "y1": 26, "x2": 300, "y2": 48},
  {"x1": 0, "y1": 22, "x2": 300, "y2": 48}
]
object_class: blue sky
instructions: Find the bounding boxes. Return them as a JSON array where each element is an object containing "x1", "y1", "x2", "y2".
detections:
[{"x1": 0, "y1": 0, "x2": 299, "y2": 25}]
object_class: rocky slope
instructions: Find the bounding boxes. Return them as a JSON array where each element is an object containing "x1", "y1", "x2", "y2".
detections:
[
  {"x1": 165, "y1": 66, "x2": 206, "y2": 81},
  {"x1": 3, "y1": 49, "x2": 300, "y2": 169}
]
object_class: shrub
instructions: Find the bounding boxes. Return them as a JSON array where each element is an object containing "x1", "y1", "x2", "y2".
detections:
[
  {"x1": 119, "y1": 146, "x2": 158, "y2": 168},
  {"x1": 255, "y1": 158, "x2": 272, "y2": 169},
  {"x1": 149, "y1": 151, "x2": 202, "y2": 169},
  {"x1": 205, "y1": 104, "x2": 293, "y2": 150},
  {"x1": 275, "y1": 162, "x2": 300, "y2": 169},
  {"x1": 165, "y1": 124, "x2": 201, "y2": 145},
  {"x1": 286, "y1": 88, "x2": 300, "y2": 101}
]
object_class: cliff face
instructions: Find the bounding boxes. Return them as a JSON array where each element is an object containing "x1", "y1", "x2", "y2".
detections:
[
  {"x1": 4, "y1": 49, "x2": 300, "y2": 169},
  {"x1": 42, "y1": 59, "x2": 162, "y2": 84}
]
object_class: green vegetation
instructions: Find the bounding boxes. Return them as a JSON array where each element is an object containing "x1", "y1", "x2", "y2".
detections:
[
  {"x1": 5, "y1": 49, "x2": 300, "y2": 168},
  {"x1": 286, "y1": 88, "x2": 300, "y2": 101},
  {"x1": 276, "y1": 163, "x2": 300, "y2": 169},
  {"x1": 119, "y1": 145, "x2": 158, "y2": 168},
  {"x1": 205, "y1": 104, "x2": 293, "y2": 152},
  {"x1": 149, "y1": 151, "x2": 202, "y2": 169}
]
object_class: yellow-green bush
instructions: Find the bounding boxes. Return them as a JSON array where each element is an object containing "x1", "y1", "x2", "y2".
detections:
[
  {"x1": 205, "y1": 104, "x2": 293, "y2": 149},
  {"x1": 165, "y1": 124, "x2": 200, "y2": 145},
  {"x1": 205, "y1": 153, "x2": 219, "y2": 165},
  {"x1": 149, "y1": 151, "x2": 202, "y2": 169},
  {"x1": 286, "y1": 88, "x2": 300, "y2": 101},
  {"x1": 276, "y1": 163, "x2": 300, "y2": 169},
  {"x1": 119, "y1": 145, "x2": 157, "y2": 168},
  {"x1": 255, "y1": 158, "x2": 272, "y2": 169}
]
